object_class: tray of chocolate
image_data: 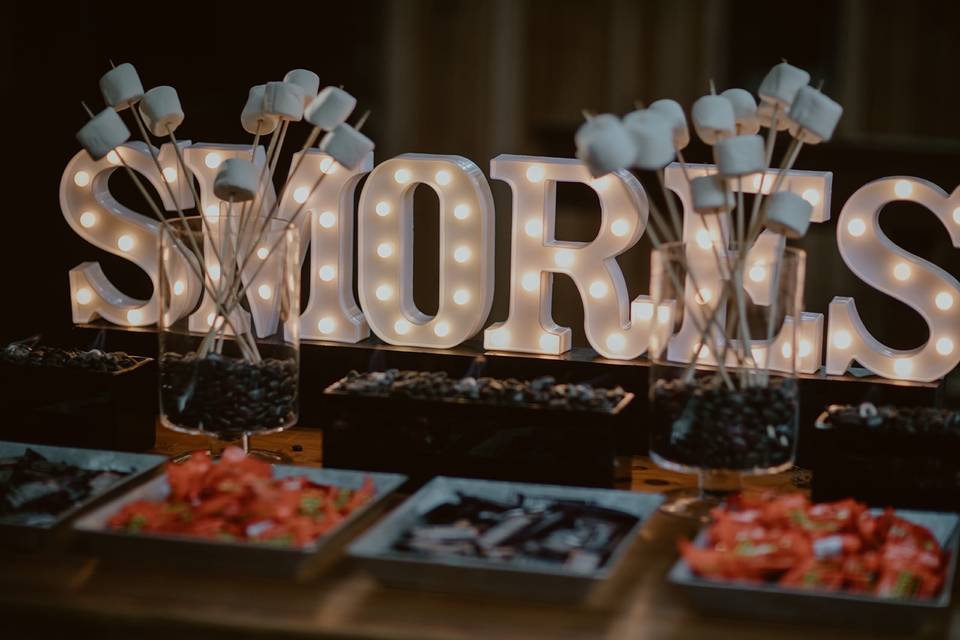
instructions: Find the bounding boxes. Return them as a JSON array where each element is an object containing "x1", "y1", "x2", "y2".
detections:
[
  {"x1": 0, "y1": 441, "x2": 165, "y2": 548},
  {"x1": 812, "y1": 403, "x2": 960, "y2": 510},
  {"x1": 668, "y1": 492, "x2": 959, "y2": 631},
  {"x1": 348, "y1": 476, "x2": 663, "y2": 601},
  {"x1": 72, "y1": 448, "x2": 406, "y2": 579}
]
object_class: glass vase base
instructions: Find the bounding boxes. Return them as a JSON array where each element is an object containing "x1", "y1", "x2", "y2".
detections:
[{"x1": 658, "y1": 488, "x2": 722, "y2": 523}]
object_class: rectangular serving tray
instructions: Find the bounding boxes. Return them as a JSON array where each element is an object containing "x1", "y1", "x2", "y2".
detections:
[
  {"x1": 348, "y1": 476, "x2": 663, "y2": 602},
  {"x1": 0, "y1": 441, "x2": 165, "y2": 549},
  {"x1": 668, "y1": 509, "x2": 960, "y2": 632},
  {"x1": 72, "y1": 465, "x2": 407, "y2": 580}
]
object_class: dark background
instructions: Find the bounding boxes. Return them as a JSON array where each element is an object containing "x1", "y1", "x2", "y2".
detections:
[{"x1": 2, "y1": 0, "x2": 959, "y2": 365}]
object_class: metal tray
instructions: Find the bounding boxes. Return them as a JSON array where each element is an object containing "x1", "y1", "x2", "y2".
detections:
[
  {"x1": 668, "y1": 509, "x2": 960, "y2": 632},
  {"x1": 348, "y1": 476, "x2": 663, "y2": 601},
  {"x1": 73, "y1": 465, "x2": 407, "y2": 580},
  {"x1": 0, "y1": 441, "x2": 165, "y2": 549}
]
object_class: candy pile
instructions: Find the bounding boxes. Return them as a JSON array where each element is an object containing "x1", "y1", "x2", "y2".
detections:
[
  {"x1": 109, "y1": 448, "x2": 374, "y2": 548},
  {"x1": 827, "y1": 402, "x2": 960, "y2": 438},
  {"x1": 680, "y1": 492, "x2": 949, "y2": 599},
  {"x1": 1, "y1": 342, "x2": 140, "y2": 373},
  {"x1": 395, "y1": 492, "x2": 639, "y2": 573}
]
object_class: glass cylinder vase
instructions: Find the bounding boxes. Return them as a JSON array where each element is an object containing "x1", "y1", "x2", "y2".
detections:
[
  {"x1": 648, "y1": 241, "x2": 804, "y2": 519},
  {"x1": 158, "y1": 214, "x2": 300, "y2": 457}
]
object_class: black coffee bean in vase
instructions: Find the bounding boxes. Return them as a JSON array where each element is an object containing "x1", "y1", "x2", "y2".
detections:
[
  {"x1": 650, "y1": 376, "x2": 798, "y2": 471},
  {"x1": 160, "y1": 352, "x2": 297, "y2": 438}
]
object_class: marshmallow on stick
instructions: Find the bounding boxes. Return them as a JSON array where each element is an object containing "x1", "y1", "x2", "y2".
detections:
[
  {"x1": 648, "y1": 99, "x2": 690, "y2": 150},
  {"x1": 758, "y1": 62, "x2": 810, "y2": 109},
  {"x1": 622, "y1": 110, "x2": 675, "y2": 170},
  {"x1": 714, "y1": 134, "x2": 765, "y2": 177},
  {"x1": 758, "y1": 101, "x2": 791, "y2": 131},
  {"x1": 305, "y1": 86, "x2": 357, "y2": 130},
  {"x1": 721, "y1": 88, "x2": 760, "y2": 135},
  {"x1": 787, "y1": 86, "x2": 843, "y2": 144},
  {"x1": 100, "y1": 63, "x2": 144, "y2": 111},
  {"x1": 214, "y1": 159, "x2": 260, "y2": 202},
  {"x1": 690, "y1": 175, "x2": 734, "y2": 215},
  {"x1": 241, "y1": 85, "x2": 279, "y2": 135},
  {"x1": 283, "y1": 69, "x2": 320, "y2": 107},
  {"x1": 319, "y1": 123, "x2": 375, "y2": 170},
  {"x1": 574, "y1": 114, "x2": 635, "y2": 177},
  {"x1": 139, "y1": 86, "x2": 185, "y2": 136},
  {"x1": 77, "y1": 107, "x2": 130, "y2": 160},
  {"x1": 263, "y1": 81, "x2": 305, "y2": 121},
  {"x1": 691, "y1": 95, "x2": 736, "y2": 145},
  {"x1": 764, "y1": 191, "x2": 813, "y2": 238}
]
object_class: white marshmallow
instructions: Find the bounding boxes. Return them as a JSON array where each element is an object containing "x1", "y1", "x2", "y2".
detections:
[
  {"x1": 721, "y1": 88, "x2": 759, "y2": 135},
  {"x1": 241, "y1": 85, "x2": 279, "y2": 135},
  {"x1": 214, "y1": 159, "x2": 259, "y2": 202},
  {"x1": 305, "y1": 86, "x2": 357, "y2": 130},
  {"x1": 757, "y1": 101, "x2": 791, "y2": 131},
  {"x1": 139, "y1": 86, "x2": 184, "y2": 136},
  {"x1": 787, "y1": 86, "x2": 843, "y2": 144},
  {"x1": 758, "y1": 62, "x2": 810, "y2": 108},
  {"x1": 648, "y1": 99, "x2": 690, "y2": 150},
  {"x1": 319, "y1": 123, "x2": 374, "y2": 170},
  {"x1": 690, "y1": 175, "x2": 734, "y2": 215},
  {"x1": 622, "y1": 110, "x2": 675, "y2": 170},
  {"x1": 764, "y1": 191, "x2": 813, "y2": 238},
  {"x1": 99, "y1": 63, "x2": 144, "y2": 111},
  {"x1": 77, "y1": 108, "x2": 130, "y2": 161},
  {"x1": 283, "y1": 69, "x2": 320, "y2": 106},
  {"x1": 714, "y1": 135, "x2": 765, "y2": 177},
  {"x1": 574, "y1": 114, "x2": 635, "y2": 177},
  {"x1": 263, "y1": 81, "x2": 305, "y2": 121},
  {"x1": 691, "y1": 95, "x2": 736, "y2": 145}
]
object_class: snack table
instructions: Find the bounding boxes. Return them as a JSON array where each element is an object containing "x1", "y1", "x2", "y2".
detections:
[{"x1": 0, "y1": 424, "x2": 956, "y2": 639}]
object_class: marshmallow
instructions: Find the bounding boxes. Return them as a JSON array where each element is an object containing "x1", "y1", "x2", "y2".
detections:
[
  {"x1": 319, "y1": 123, "x2": 375, "y2": 170},
  {"x1": 721, "y1": 88, "x2": 759, "y2": 135},
  {"x1": 77, "y1": 108, "x2": 130, "y2": 161},
  {"x1": 787, "y1": 86, "x2": 843, "y2": 144},
  {"x1": 764, "y1": 191, "x2": 813, "y2": 238},
  {"x1": 691, "y1": 95, "x2": 736, "y2": 145},
  {"x1": 214, "y1": 159, "x2": 259, "y2": 202},
  {"x1": 622, "y1": 110, "x2": 675, "y2": 170},
  {"x1": 241, "y1": 85, "x2": 279, "y2": 135},
  {"x1": 283, "y1": 69, "x2": 320, "y2": 106},
  {"x1": 139, "y1": 86, "x2": 185, "y2": 136},
  {"x1": 263, "y1": 81, "x2": 305, "y2": 121},
  {"x1": 690, "y1": 175, "x2": 734, "y2": 215},
  {"x1": 758, "y1": 62, "x2": 810, "y2": 108},
  {"x1": 99, "y1": 63, "x2": 144, "y2": 111},
  {"x1": 757, "y1": 101, "x2": 790, "y2": 131},
  {"x1": 648, "y1": 99, "x2": 690, "y2": 150},
  {"x1": 714, "y1": 135, "x2": 765, "y2": 177},
  {"x1": 574, "y1": 114, "x2": 635, "y2": 177},
  {"x1": 305, "y1": 86, "x2": 357, "y2": 130}
]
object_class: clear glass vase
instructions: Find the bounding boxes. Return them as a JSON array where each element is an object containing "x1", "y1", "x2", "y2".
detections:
[
  {"x1": 648, "y1": 241, "x2": 804, "y2": 520},
  {"x1": 158, "y1": 214, "x2": 300, "y2": 459}
]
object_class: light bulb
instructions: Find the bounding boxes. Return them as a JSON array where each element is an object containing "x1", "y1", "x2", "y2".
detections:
[
  {"x1": 696, "y1": 344, "x2": 711, "y2": 359},
  {"x1": 204, "y1": 152, "x2": 222, "y2": 169},
  {"x1": 635, "y1": 301, "x2": 654, "y2": 321},
  {"x1": 749, "y1": 263, "x2": 767, "y2": 283},
  {"x1": 695, "y1": 287, "x2": 713, "y2": 305},
  {"x1": 204, "y1": 204, "x2": 219, "y2": 218},
  {"x1": 163, "y1": 167, "x2": 177, "y2": 182},
  {"x1": 554, "y1": 249, "x2": 574, "y2": 268},
  {"x1": 75, "y1": 288, "x2": 93, "y2": 304},
  {"x1": 953, "y1": 207, "x2": 960, "y2": 225},
  {"x1": 487, "y1": 328, "x2": 509, "y2": 348},
  {"x1": 611, "y1": 219, "x2": 630, "y2": 237},
  {"x1": 117, "y1": 234, "x2": 134, "y2": 252},
  {"x1": 893, "y1": 357, "x2": 913, "y2": 377},
  {"x1": 847, "y1": 218, "x2": 866, "y2": 237},
  {"x1": 206, "y1": 312, "x2": 216, "y2": 326},
  {"x1": 453, "y1": 246, "x2": 471, "y2": 263},
  {"x1": 781, "y1": 342, "x2": 793, "y2": 358},
  {"x1": 106, "y1": 151, "x2": 121, "y2": 165},
  {"x1": 894, "y1": 180, "x2": 913, "y2": 198},
  {"x1": 453, "y1": 289, "x2": 470, "y2": 305},
  {"x1": 173, "y1": 280, "x2": 186, "y2": 296},
  {"x1": 74, "y1": 171, "x2": 90, "y2": 187},
  {"x1": 80, "y1": 211, "x2": 96, "y2": 228},
  {"x1": 524, "y1": 219, "x2": 543, "y2": 237},
  {"x1": 318, "y1": 211, "x2": 336, "y2": 228},
  {"x1": 801, "y1": 188, "x2": 821, "y2": 206},
  {"x1": 832, "y1": 329, "x2": 852, "y2": 349},
  {"x1": 893, "y1": 262, "x2": 911, "y2": 281},
  {"x1": 319, "y1": 265, "x2": 336, "y2": 281},
  {"x1": 936, "y1": 291, "x2": 954, "y2": 310},
  {"x1": 751, "y1": 347, "x2": 765, "y2": 364},
  {"x1": 375, "y1": 284, "x2": 393, "y2": 301},
  {"x1": 320, "y1": 157, "x2": 335, "y2": 173},
  {"x1": 394, "y1": 168, "x2": 411, "y2": 184},
  {"x1": 521, "y1": 272, "x2": 539, "y2": 292},
  {"x1": 538, "y1": 333, "x2": 559, "y2": 352},
  {"x1": 127, "y1": 309, "x2": 143, "y2": 324},
  {"x1": 257, "y1": 284, "x2": 272, "y2": 300},
  {"x1": 376, "y1": 201, "x2": 391, "y2": 217},
  {"x1": 377, "y1": 242, "x2": 394, "y2": 258},
  {"x1": 657, "y1": 305, "x2": 671, "y2": 323},
  {"x1": 435, "y1": 170, "x2": 452, "y2": 185},
  {"x1": 695, "y1": 228, "x2": 712, "y2": 250},
  {"x1": 293, "y1": 186, "x2": 310, "y2": 203},
  {"x1": 454, "y1": 204, "x2": 470, "y2": 220},
  {"x1": 937, "y1": 337, "x2": 954, "y2": 356},
  {"x1": 317, "y1": 317, "x2": 335, "y2": 334},
  {"x1": 606, "y1": 333, "x2": 626, "y2": 352},
  {"x1": 589, "y1": 280, "x2": 608, "y2": 299},
  {"x1": 434, "y1": 321, "x2": 451, "y2": 337},
  {"x1": 798, "y1": 339, "x2": 813, "y2": 358},
  {"x1": 526, "y1": 166, "x2": 545, "y2": 183},
  {"x1": 394, "y1": 318, "x2": 411, "y2": 335},
  {"x1": 208, "y1": 264, "x2": 221, "y2": 282}
]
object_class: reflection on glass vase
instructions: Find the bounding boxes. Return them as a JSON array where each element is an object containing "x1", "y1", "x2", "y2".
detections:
[
  {"x1": 158, "y1": 214, "x2": 299, "y2": 460},
  {"x1": 648, "y1": 241, "x2": 803, "y2": 520}
]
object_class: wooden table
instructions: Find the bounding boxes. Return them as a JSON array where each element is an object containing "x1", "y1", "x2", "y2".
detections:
[{"x1": 1, "y1": 425, "x2": 956, "y2": 639}]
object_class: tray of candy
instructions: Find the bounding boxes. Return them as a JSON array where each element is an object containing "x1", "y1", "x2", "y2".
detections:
[
  {"x1": 668, "y1": 503, "x2": 959, "y2": 632},
  {"x1": 72, "y1": 454, "x2": 407, "y2": 580},
  {"x1": 0, "y1": 441, "x2": 165, "y2": 549},
  {"x1": 348, "y1": 476, "x2": 663, "y2": 601}
]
